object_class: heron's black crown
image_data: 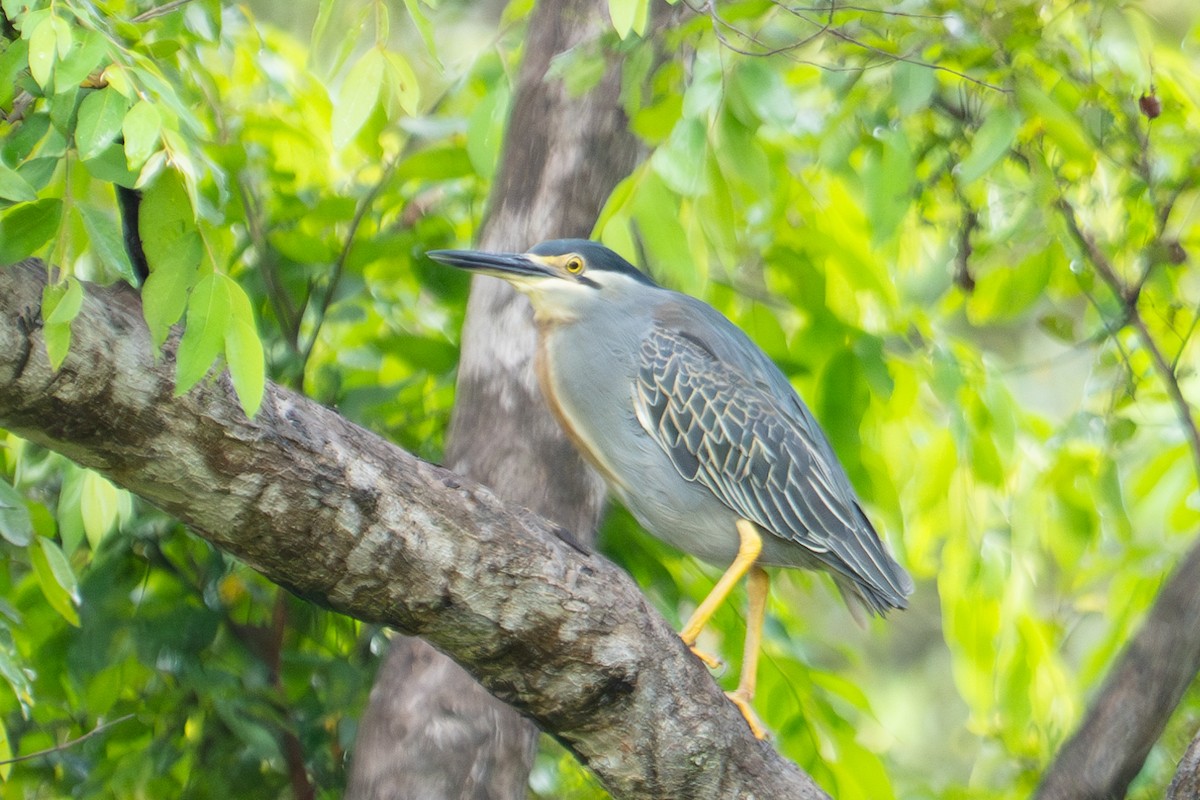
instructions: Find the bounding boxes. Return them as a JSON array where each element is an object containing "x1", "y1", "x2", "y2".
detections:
[{"x1": 530, "y1": 239, "x2": 658, "y2": 286}]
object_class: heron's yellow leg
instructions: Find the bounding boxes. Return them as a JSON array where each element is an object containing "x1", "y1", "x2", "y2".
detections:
[
  {"x1": 680, "y1": 519, "x2": 762, "y2": 668},
  {"x1": 727, "y1": 566, "x2": 769, "y2": 739}
]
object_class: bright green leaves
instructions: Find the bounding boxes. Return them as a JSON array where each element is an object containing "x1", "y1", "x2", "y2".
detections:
[
  {"x1": 76, "y1": 202, "x2": 136, "y2": 283},
  {"x1": 957, "y1": 105, "x2": 1021, "y2": 185},
  {"x1": 333, "y1": 47, "x2": 420, "y2": 149},
  {"x1": 333, "y1": 48, "x2": 385, "y2": 149},
  {"x1": 1016, "y1": 78, "x2": 1096, "y2": 174},
  {"x1": 30, "y1": 536, "x2": 80, "y2": 627},
  {"x1": 223, "y1": 280, "x2": 265, "y2": 418},
  {"x1": 863, "y1": 128, "x2": 914, "y2": 246},
  {"x1": 79, "y1": 470, "x2": 123, "y2": 550},
  {"x1": 607, "y1": 0, "x2": 650, "y2": 39},
  {"x1": 176, "y1": 272, "x2": 233, "y2": 395},
  {"x1": 75, "y1": 87, "x2": 129, "y2": 161},
  {"x1": 41, "y1": 276, "x2": 83, "y2": 369},
  {"x1": 175, "y1": 272, "x2": 266, "y2": 418},
  {"x1": 121, "y1": 101, "x2": 161, "y2": 171},
  {"x1": 135, "y1": 171, "x2": 264, "y2": 415},
  {"x1": 0, "y1": 198, "x2": 62, "y2": 263},
  {"x1": 26, "y1": 11, "x2": 72, "y2": 90},
  {"x1": 140, "y1": 171, "x2": 202, "y2": 346}
]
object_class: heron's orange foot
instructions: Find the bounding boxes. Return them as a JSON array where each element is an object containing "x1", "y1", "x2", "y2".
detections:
[
  {"x1": 726, "y1": 689, "x2": 768, "y2": 740},
  {"x1": 687, "y1": 643, "x2": 724, "y2": 672}
]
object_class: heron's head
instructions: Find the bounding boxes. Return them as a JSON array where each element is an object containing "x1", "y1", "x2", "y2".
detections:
[{"x1": 428, "y1": 239, "x2": 656, "y2": 322}]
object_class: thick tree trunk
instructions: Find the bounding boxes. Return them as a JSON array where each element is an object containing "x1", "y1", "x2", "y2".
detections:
[
  {"x1": 1036, "y1": 540, "x2": 1200, "y2": 799},
  {"x1": 0, "y1": 260, "x2": 828, "y2": 799},
  {"x1": 346, "y1": 0, "x2": 641, "y2": 797}
]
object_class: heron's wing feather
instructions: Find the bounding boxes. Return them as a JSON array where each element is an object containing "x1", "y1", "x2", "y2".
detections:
[{"x1": 633, "y1": 325, "x2": 910, "y2": 612}]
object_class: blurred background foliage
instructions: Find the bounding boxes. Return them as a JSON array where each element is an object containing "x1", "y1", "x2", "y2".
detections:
[{"x1": 1, "y1": 0, "x2": 1199, "y2": 797}]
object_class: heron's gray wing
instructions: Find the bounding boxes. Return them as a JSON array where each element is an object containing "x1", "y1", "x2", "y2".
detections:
[{"x1": 632, "y1": 325, "x2": 910, "y2": 612}]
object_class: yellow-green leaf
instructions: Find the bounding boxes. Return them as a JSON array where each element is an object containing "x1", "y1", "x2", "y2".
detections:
[
  {"x1": 27, "y1": 14, "x2": 56, "y2": 89},
  {"x1": 957, "y1": 106, "x2": 1020, "y2": 185},
  {"x1": 121, "y1": 100, "x2": 161, "y2": 170},
  {"x1": 176, "y1": 272, "x2": 232, "y2": 395},
  {"x1": 42, "y1": 277, "x2": 83, "y2": 369},
  {"x1": 30, "y1": 536, "x2": 80, "y2": 626},
  {"x1": 607, "y1": 0, "x2": 648, "y2": 38},
  {"x1": 333, "y1": 49, "x2": 384, "y2": 149},
  {"x1": 80, "y1": 470, "x2": 119, "y2": 550}
]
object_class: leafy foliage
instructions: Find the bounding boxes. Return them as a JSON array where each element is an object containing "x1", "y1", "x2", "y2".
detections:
[{"x1": 1, "y1": 0, "x2": 1199, "y2": 797}]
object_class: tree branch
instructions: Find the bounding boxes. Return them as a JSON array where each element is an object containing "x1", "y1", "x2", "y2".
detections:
[
  {"x1": 0, "y1": 260, "x2": 827, "y2": 800},
  {"x1": 1035, "y1": 536, "x2": 1200, "y2": 799}
]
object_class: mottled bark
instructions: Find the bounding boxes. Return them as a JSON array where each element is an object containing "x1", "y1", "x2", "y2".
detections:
[
  {"x1": 1036, "y1": 541, "x2": 1200, "y2": 800},
  {"x1": 1167, "y1": 727, "x2": 1200, "y2": 800},
  {"x1": 348, "y1": 0, "x2": 644, "y2": 797},
  {"x1": 0, "y1": 262, "x2": 828, "y2": 797}
]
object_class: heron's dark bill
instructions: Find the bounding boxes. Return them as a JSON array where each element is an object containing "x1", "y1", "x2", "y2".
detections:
[{"x1": 427, "y1": 249, "x2": 555, "y2": 280}]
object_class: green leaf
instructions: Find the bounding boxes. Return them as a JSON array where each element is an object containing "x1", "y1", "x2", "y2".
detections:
[
  {"x1": 57, "y1": 465, "x2": 85, "y2": 554},
  {"x1": 81, "y1": 140, "x2": 139, "y2": 187},
  {"x1": 139, "y1": 171, "x2": 201, "y2": 346},
  {"x1": 0, "y1": 718, "x2": 10, "y2": 781},
  {"x1": 957, "y1": 106, "x2": 1020, "y2": 185},
  {"x1": 607, "y1": 0, "x2": 648, "y2": 39},
  {"x1": 402, "y1": 0, "x2": 439, "y2": 62},
  {"x1": 383, "y1": 50, "x2": 420, "y2": 116},
  {"x1": 54, "y1": 27, "x2": 107, "y2": 94},
  {"x1": 75, "y1": 87, "x2": 128, "y2": 160},
  {"x1": 30, "y1": 536, "x2": 80, "y2": 626},
  {"x1": 864, "y1": 128, "x2": 914, "y2": 244},
  {"x1": 0, "y1": 38, "x2": 29, "y2": 108},
  {"x1": 42, "y1": 277, "x2": 82, "y2": 369},
  {"x1": 142, "y1": 264, "x2": 196, "y2": 349},
  {"x1": 0, "y1": 197, "x2": 62, "y2": 263},
  {"x1": 121, "y1": 100, "x2": 161, "y2": 170},
  {"x1": 226, "y1": 318, "x2": 264, "y2": 417},
  {"x1": 225, "y1": 280, "x2": 264, "y2": 417},
  {"x1": 466, "y1": 84, "x2": 510, "y2": 180},
  {"x1": 650, "y1": 117, "x2": 707, "y2": 196},
  {"x1": 0, "y1": 478, "x2": 33, "y2": 546},
  {"x1": 0, "y1": 162, "x2": 37, "y2": 202},
  {"x1": 80, "y1": 470, "x2": 120, "y2": 550},
  {"x1": 892, "y1": 61, "x2": 936, "y2": 115},
  {"x1": 333, "y1": 48, "x2": 384, "y2": 149},
  {"x1": 27, "y1": 14, "x2": 56, "y2": 89},
  {"x1": 1016, "y1": 78, "x2": 1094, "y2": 167},
  {"x1": 76, "y1": 203, "x2": 136, "y2": 283},
  {"x1": 175, "y1": 272, "x2": 232, "y2": 394}
]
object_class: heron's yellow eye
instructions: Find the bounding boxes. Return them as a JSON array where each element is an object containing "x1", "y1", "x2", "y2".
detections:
[{"x1": 565, "y1": 256, "x2": 584, "y2": 274}]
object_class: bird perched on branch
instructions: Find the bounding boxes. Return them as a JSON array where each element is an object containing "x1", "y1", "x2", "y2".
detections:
[{"x1": 429, "y1": 239, "x2": 911, "y2": 738}]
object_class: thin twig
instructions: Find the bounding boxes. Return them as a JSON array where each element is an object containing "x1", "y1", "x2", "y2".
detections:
[
  {"x1": 690, "y1": 0, "x2": 1006, "y2": 93},
  {"x1": 0, "y1": 715, "x2": 135, "y2": 765},
  {"x1": 1057, "y1": 197, "x2": 1200, "y2": 483},
  {"x1": 130, "y1": 0, "x2": 194, "y2": 23},
  {"x1": 298, "y1": 160, "x2": 399, "y2": 374}
]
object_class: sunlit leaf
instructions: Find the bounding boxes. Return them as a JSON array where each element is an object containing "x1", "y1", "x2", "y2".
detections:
[
  {"x1": 80, "y1": 470, "x2": 120, "y2": 550},
  {"x1": 30, "y1": 536, "x2": 80, "y2": 626},
  {"x1": 957, "y1": 105, "x2": 1020, "y2": 185},
  {"x1": 333, "y1": 48, "x2": 384, "y2": 149},
  {"x1": 0, "y1": 198, "x2": 62, "y2": 263},
  {"x1": 41, "y1": 276, "x2": 82, "y2": 369},
  {"x1": 122, "y1": 100, "x2": 161, "y2": 170},
  {"x1": 176, "y1": 271, "x2": 232, "y2": 394}
]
